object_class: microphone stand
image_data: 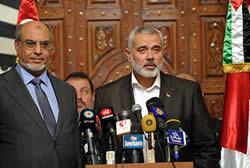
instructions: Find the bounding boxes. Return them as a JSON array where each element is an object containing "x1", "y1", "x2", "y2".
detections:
[
  {"x1": 85, "y1": 129, "x2": 99, "y2": 164},
  {"x1": 164, "y1": 132, "x2": 169, "y2": 162}
]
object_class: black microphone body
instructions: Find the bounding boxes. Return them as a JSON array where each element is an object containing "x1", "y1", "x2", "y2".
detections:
[
  {"x1": 119, "y1": 108, "x2": 143, "y2": 163},
  {"x1": 167, "y1": 119, "x2": 187, "y2": 161},
  {"x1": 79, "y1": 109, "x2": 100, "y2": 165},
  {"x1": 98, "y1": 106, "x2": 117, "y2": 164},
  {"x1": 146, "y1": 97, "x2": 168, "y2": 135},
  {"x1": 146, "y1": 97, "x2": 169, "y2": 162},
  {"x1": 131, "y1": 104, "x2": 144, "y2": 163}
]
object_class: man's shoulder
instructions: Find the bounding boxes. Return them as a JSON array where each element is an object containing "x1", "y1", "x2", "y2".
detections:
[
  {"x1": 96, "y1": 74, "x2": 130, "y2": 91},
  {"x1": 48, "y1": 73, "x2": 74, "y2": 90},
  {"x1": 0, "y1": 67, "x2": 19, "y2": 82},
  {"x1": 161, "y1": 72, "x2": 200, "y2": 88}
]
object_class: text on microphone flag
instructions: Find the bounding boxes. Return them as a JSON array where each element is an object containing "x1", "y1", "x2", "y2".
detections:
[
  {"x1": 123, "y1": 134, "x2": 144, "y2": 149},
  {"x1": 100, "y1": 108, "x2": 112, "y2": 116},
  {"x1": 131, "y1": 136, "x2": 138, "y2": 141},
  {"x1": 167, "y1": 129, "x2": 186, "y2": 146}
]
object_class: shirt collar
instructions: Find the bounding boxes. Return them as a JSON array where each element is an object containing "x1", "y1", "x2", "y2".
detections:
[
  {"x1": 131, "y1": 71, "x2": 161, "y2": 90},
  {"x1": 16, "y1": 63, "x2": 49, "y2": 86}
]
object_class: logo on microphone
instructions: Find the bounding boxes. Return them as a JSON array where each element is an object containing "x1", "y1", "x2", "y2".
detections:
[
  {"x1": 131, "y1": 136, "x2": 137, "y2": 141},
  {"x1": 156, "y1": 108, "x2": 164, "y2": 115},
  {"x1": 100, "y1": 108, "x2": 112, "y2": 116},
  {"x1": 170, "y1": 132, "x2": 182, "y2": 143},
  {"x1": 167, "y1": 129, "x2": 186, "y2": 146},
  {"x1": 123, "y1": 134, "x2": 144, "y2": 148},
  {"x1": 150, "y1": 107, "x2": 166, "y2": 118},
  {"x1": 83, "y1": 110, "x2": 94, "y2": 119},
  {"x1": 119, "y1": 120, "x2": 127, "y2": 127},
  {"x1": 146, "y1": 119, "x2": 153, "y2": 126}
]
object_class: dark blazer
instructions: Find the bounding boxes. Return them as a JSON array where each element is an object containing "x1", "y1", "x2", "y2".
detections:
[
  {"x1": 0, "y1": 68, "x2": 81, "y2": 168},
  {"x1": 94, "y1": 72, "x2": 220, "y2": 168}
]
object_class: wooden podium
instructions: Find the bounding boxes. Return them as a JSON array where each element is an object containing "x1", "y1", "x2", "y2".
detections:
[{"x1": 85, "y1": 162, "x2": 193, "y2": 168}]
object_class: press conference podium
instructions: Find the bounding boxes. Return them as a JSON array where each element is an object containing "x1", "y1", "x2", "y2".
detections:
[{"x1": 85, "y1": 162, "x2": 193, "y2": 168}]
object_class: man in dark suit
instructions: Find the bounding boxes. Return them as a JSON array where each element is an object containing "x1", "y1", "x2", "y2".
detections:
[
  {"x1": 0, "y1": 21, "x2": 81, "y2": 168},
  {"x1": 94, "y1": 26, "x2": 220, "y2": 167}
]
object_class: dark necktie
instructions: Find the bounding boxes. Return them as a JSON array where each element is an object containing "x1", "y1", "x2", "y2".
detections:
[{"x1": 31, "y1": 78, "x2": 56, "y2": 137}]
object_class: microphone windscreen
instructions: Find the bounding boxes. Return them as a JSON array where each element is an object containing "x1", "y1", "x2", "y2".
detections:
[
  {"x1": 131, "y1": 104, "x2": 141, "y2": 113},
  {"x1": 141, "y1": 115, "x2": 157, "y2": 132},
  {"x1": 167, "y1": 119, "x2": 181, "y2": 130},
  {"x1": 149, "y1": 106, "x2": 166, "y2": 118},
  {"x1": 119, "y1": 109, "x2": 130, "y2": 120},
  {"x1": 146, "y1": 97, "x2": 164, "y2": 112},
  {"x1": 79, "y1": 109, "x2": 96, "y2": 132},
  {"x1": 97, "y1": 105, "x2": 117, "y2": 132}
]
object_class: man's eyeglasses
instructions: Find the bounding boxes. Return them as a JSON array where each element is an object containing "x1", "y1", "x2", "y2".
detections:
[{"x1": 20, "y1": 40, "x2": 51, "y2": 50}]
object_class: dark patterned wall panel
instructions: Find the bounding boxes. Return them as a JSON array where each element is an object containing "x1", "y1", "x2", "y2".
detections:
[{"x1": 201, "y1": 17, "x2": 225, "y2": 78}]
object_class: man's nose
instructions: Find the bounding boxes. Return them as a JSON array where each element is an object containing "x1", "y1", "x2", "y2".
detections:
[
  {"x1": 146, "y1": 49, "x2": 154, "y2": 60},
  {"x1": 34, "y1": 43, "x2": 42, "y2": 54}
]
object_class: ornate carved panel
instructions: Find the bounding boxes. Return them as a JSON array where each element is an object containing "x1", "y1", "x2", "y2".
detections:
[
  {"x1": 201, "y1": 17, "x2": 225, "y2": 78},
  {"x1": 88, "y1": 21, "x2": 121, "y2": 86},
  {"x1": 144, "y1": 22, "x2": 177, "y2": 74}
]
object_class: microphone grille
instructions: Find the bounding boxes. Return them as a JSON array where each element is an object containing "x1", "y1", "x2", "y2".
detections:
[
  {"x1": 167, "y1": 119, "x2": 181, "y2": 130},
  {"x1": 131, "y1": 104, "x2": 141, "y2": 113},
  {"x1": 119, "y1": 109, "x2": 130, "y2": 120}
]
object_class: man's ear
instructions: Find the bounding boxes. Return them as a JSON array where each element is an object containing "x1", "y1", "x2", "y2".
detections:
[
  {"x1": 14, "y1": 40, "x2": 20, "y2": 51},
  {"x1": 125, "y1": 48, "x2": 131, "y2": 63}
]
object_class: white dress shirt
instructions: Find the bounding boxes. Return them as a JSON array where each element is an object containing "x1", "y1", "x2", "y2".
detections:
[{"x1": 131, "y1": 71, "x2": 161, "y2": 118}]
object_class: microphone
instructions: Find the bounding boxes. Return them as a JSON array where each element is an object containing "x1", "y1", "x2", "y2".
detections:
[
  {"x1": 146, "y1": 97, "x2": 169, "y2": 162},
  {"x1": 166, "y1": 119, "x2": 187, "y2": 160},
  {"x1": 117, "y1": 109, "x2": 143, "y2": 163},
  {"x1": 146, "y1": 97, "x2": 168, "y2": 135},
  {"x1": 131, "y1": 104, "x2": 142, "y2": 134},
  {"x1": 123, "y1": 134, "x2": 144, "y2": 163},
  {"x1": 141, "y1": 115, "x2": 157, "y2": 163},
  {"x1": 116, "y1": 109, "x2": 132, "y2": 136},
  {"x1": 98, "y1": 106, "x2": 117, "y2": 165},
  {"x1": 79, "y1": 109, "x2": 100, "y2": 165}
]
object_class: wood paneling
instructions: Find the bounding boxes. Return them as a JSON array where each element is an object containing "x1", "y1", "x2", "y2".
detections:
[{"x1": 36, "y1": 0, "x2": 229, "y2": 119}]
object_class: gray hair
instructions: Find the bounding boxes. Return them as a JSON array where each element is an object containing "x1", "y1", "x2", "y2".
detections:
[
  {"x1": 128, "y1": 26, "x2": 163, "y2": 51},
  {"x1": 15, "y1": 22, "x2": 53, "y2": 41}
]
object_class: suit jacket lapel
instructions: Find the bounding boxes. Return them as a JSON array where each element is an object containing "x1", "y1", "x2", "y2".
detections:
[
  {"x1": 119, "y1": 74, "x2": 134, "y2": 111},
  {"x1": 48, "y1": 73, "x2": 64, "y2": 139},
  {"x1": 3, "y1": 68, "x2": 51, "y2": 137},
  {"x1": 160, "y1": 72, "x2": 176, "y2": 116}
]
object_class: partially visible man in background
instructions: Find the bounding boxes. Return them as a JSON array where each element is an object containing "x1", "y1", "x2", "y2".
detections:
[
  {"x1": 65, "y1": 72, "x2": 102, "y2": 166},
  {"x1": 65, "y1": 72, "x2": 94, "y2": 112}
]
